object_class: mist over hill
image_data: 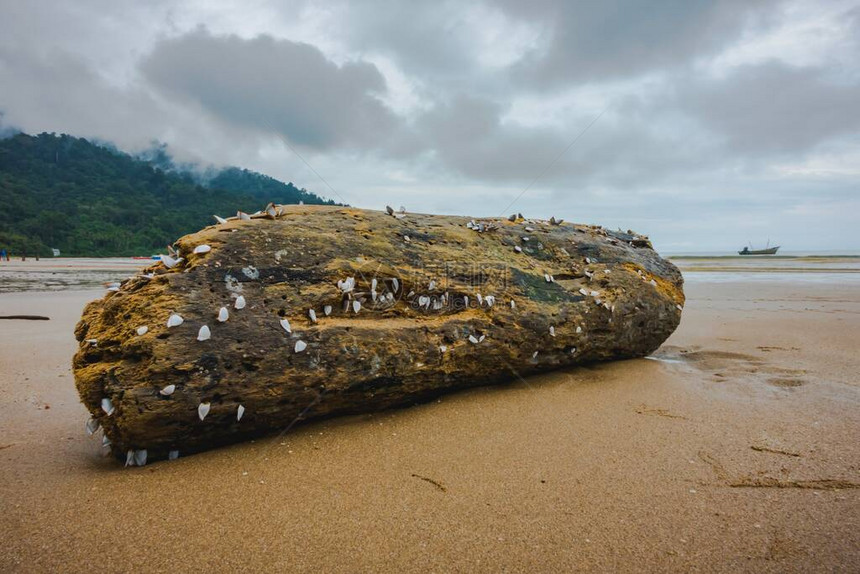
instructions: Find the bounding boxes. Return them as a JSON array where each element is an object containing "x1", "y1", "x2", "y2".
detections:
[{"x1": 0, "y1": 132, "x2": 337, "y2": 256}]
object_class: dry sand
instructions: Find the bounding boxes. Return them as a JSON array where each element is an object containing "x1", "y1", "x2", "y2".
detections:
[{"x1": 1, "y1": 276, "x2": 858, "y2": 572}]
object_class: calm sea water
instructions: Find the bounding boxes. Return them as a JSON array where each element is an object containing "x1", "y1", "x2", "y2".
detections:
[
  {"x1": 0, "y1": 258, "x2": 148, "y2": 293},
  {"x1": 668, "y1": 252, "x2": 860, "y2": 284},
  {"x1": 1, "y1": 253, "x2": 859, "y2": 293}
]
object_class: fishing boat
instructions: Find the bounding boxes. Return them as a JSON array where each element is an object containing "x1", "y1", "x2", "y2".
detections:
[{"x1": 738, "y1": 240, "x2": 780, "y2": 255}]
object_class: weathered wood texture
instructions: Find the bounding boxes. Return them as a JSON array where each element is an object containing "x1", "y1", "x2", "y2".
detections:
[{"x1": 73, "y1": 206, "x2": 684, "y2": 462}]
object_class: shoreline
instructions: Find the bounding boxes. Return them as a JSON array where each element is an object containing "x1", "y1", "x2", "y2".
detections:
[{"x1": 2, "y1": 255, "x2": 860, "y2": 295}]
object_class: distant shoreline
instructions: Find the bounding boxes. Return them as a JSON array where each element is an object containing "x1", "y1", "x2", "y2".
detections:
[
  {"x1": 668, "y1": 254, "x2": 860, "y2": 260},
  {"x1": 2, "y1": 256, "x2": 859, "y2": 295}
]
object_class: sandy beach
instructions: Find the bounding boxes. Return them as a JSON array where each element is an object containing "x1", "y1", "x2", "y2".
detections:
[{"x1": 1, "y1": 260, "x2": 858, "y2": 572}]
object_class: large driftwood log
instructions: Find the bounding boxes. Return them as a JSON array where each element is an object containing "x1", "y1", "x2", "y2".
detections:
[{"x1": 73, "y1": 206, "x2": 684, "y2": 464}]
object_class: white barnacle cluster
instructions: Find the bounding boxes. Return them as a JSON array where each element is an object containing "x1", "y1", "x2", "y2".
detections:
[
  {"x1": 385, "y1": 205, "x2": 407, "y2": 219},
  {"x1": 337, "y1": 277, "x2": 356, "y2": 293},
  {"x1": 413, "y1": 290, "x2": 446, "y2": 311},
  {"x1": 471, "y1": 292, "x2": 498, "y2": 309},
  {"x1": 336, "y1": 274, "x2": 399, "y2": 315},
  {"x1": 84, "y1": 413, "x2": 115, "y2": 453},
  {"x1": 161, "y1": 254, "x2": 183, "y2": 269},
  {"x1": 465, "y1": 219, "x2": 499, "y2": 233},
  {"x1": 212, "y1": 202, "x2": 307, "y2": 227},
  {"x1": 125, "y1": 449, "x2": 148, "y2": 467}
]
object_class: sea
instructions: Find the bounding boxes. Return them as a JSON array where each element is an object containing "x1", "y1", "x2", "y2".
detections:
[
  {"x1": 0, "y1": 252, "x2": 859, "y2": 293},
  {"x1": 667, "y1": 251, "x2": 860, "y2": 284},
  {"x1": 0, "y1": 258, "x2": 148, "y2": 293}
]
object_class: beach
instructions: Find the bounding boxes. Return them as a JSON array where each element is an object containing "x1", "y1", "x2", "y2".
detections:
[{"x1": 1, "y1": 258, "x2": 858, "y2": 572}]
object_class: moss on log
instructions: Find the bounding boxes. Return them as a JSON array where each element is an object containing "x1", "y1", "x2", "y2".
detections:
[{"x1": 73, "y1": 206, "x2": 684, "y2": 463}]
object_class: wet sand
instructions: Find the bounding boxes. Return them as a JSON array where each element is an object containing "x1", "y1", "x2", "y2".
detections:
[{"x1": 1, "y1": 276, "x2": 858, "y2": 572}]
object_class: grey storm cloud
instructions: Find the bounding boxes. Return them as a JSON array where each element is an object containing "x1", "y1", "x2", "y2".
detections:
[
  {"x1": 497, "y1": 0, "x2": 782, "y2": 87},
  {"x1": 140, "y1": 28, "x2": 398, "y2": 150},
  {"x1": 678, "y1": 61, "x2": 860, "y2": 155},
  {"x1": 415, "y1": 95, "x2": 573, "y2": 184},
  {"x1": 411, "y1": 93, "x2": 713, "y2": 189}
]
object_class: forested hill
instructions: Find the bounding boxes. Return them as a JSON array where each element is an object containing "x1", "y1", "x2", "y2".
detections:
[{"x1": 0, "y1": 132, "x2": 337, "y2": 256}]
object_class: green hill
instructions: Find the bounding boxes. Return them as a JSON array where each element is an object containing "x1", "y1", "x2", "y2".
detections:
[{"x1": 0, "y1": 132, "x2": 337, "y2": 257}]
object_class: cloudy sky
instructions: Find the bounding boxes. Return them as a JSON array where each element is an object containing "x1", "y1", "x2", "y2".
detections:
[{"x1": 1, "y1": 0, "x2": 858, "y2": 252}]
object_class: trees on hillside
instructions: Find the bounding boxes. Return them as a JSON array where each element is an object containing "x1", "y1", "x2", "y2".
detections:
[{"x1": 0, "y1": 132, "x2": 336, "y2": 256}]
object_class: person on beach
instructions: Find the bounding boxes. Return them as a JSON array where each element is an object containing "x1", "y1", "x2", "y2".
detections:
[{"x1": 0, "y1": 249, "x2": 6, "y2": 261}]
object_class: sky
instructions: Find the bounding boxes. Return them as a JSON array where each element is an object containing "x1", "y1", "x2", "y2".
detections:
[{"x1": 1, "y1": 0, "x2": 858, "y2": 252}]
